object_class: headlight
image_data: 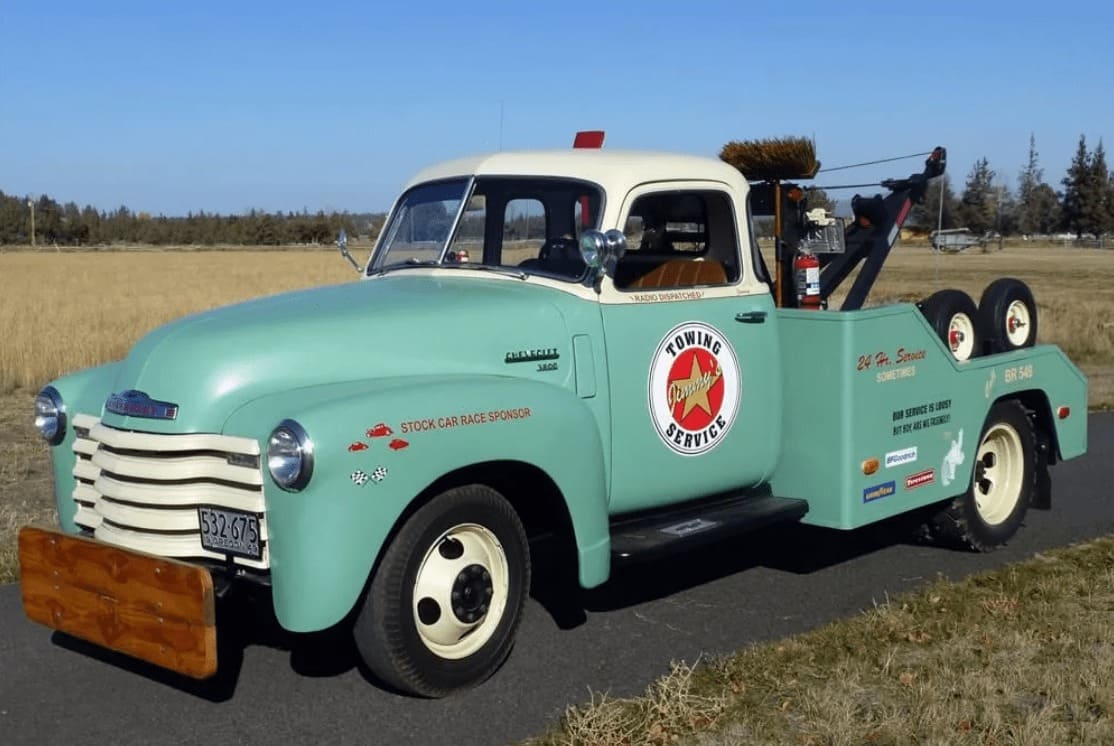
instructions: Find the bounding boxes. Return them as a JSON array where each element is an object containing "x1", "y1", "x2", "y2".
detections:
[
  {"x1": 267, "y1": 419, "x2": 313, "y2": 491},
  {"x1": 34, "y1": 386, "x2": 66, "y2": 445}
]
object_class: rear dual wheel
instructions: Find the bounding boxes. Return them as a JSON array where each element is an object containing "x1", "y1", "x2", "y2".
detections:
[{"x1": 930, "y1": 400, "x2": 1036, "y2": 551}]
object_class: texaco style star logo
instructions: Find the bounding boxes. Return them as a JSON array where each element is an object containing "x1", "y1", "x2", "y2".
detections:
[{"x1": 648, "y1": 322, "x2": 740, "y2": 456}]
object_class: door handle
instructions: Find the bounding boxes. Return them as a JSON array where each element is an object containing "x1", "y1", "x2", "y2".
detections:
[{"x1": 735, "y1": 311, "x2": 767, "y2": 324}]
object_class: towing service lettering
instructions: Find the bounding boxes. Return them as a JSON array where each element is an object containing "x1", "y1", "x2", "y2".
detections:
[{"x1": 648, "y1": 322, "x2": 740, "y2": 456}]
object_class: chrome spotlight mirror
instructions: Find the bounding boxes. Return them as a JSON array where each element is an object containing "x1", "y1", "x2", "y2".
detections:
[
  {"x1": 578, "y1": 230, "x2": 606, "y2": 270},
  {"x1": 579, "y1": 229, "x2": 627, "y2": 279},
  {"x1": 336, "y1": 228, "x2": 360, "y2": 273},
  {"x1": 602, "y1": 229, "x2": 627, "y2": 271}
]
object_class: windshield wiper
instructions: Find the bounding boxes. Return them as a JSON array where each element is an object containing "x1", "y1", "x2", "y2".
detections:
[
  {"x1": 438, "y1": 263, "x2": 528, "y2": 280},
  {"x1": 371, "y1": 258, "x2": 441, "y2": 276}
]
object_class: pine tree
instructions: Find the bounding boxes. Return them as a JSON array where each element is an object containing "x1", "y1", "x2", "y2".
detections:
[
  {"x1": 1090, "y1": 140, "x2": 1113, "y2": 236},
  {"x1": 956, "y1": 158, "x2": 997, "y2": 234},
  {"x1": 910, "y1": 175, "x2": 958, "y2": 231},
  {"x1": 1017, "y1": 134, "x2": 1044, "y2": 235},
  {"x1": 1061, "y1": 135, "x2": 1090, "y2": 237}
]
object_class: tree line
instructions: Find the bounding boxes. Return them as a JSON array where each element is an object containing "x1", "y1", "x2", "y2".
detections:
[
  {"x1": 0, "y1": 193, "x2": 382, "y2": 247},
  {"x1": 909, "y1": 134, "x2": 1113, "y2": 238},
  {"x1": 2, "y1": 132, "x2": 1111, "y2": 246}
]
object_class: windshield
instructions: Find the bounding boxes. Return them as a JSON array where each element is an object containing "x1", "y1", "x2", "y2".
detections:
[
  {"x1": 370, "y1": 176, "x2": 603, "y2": 281},
  {"x1": 374, "y1": 179, "x2": 468, "y2": 267}
]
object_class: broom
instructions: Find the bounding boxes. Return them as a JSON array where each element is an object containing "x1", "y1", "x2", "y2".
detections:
[{"x1": 719, "y1": 137, "x2": 820, "y2": 181}]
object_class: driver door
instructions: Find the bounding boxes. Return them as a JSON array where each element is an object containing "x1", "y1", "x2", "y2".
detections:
[{"x1": 599, "y1": 183, "x2": 781, "y2": 514}]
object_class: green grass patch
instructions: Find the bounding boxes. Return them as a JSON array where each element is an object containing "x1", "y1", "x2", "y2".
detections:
[{"x1": 527, "y1": 536, "x2": 1114, "y2": 745}]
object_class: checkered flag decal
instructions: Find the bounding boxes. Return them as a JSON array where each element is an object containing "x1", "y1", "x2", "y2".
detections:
[
  {"x1": 371, "y1": 466, "x2": 388, "y2": 483},
  {"x1": 351, "y1": 470, "x2": 370, "y2": 486}
]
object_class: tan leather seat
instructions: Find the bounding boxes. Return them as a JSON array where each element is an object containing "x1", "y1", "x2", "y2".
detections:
[{"x1": 628, "y1": 259, "x2": 727, "y2": 289}]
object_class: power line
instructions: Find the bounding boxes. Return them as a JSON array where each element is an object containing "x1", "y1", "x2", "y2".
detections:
[
  {"x1": 809, "y1": 182, "x2": 882, "y2": 191},
  {"x1": 818, "y1": 151, "x2": 933, "y2": 174}
]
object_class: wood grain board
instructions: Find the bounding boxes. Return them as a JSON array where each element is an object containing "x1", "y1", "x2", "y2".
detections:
[{"x1": 18, "y1": 525, "x2": 217, "y2": 678}]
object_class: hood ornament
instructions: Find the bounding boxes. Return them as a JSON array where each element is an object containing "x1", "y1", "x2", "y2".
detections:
[{"x1": 105, "y1": 390, "x2": 179, "y2": 420}]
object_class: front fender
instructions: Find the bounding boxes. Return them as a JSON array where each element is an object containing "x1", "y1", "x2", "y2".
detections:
[{"x1": 223, "y1": 375, "x2": 610, "y2": 632}]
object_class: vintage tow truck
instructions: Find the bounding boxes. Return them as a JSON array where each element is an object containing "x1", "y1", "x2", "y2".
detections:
[{"x1": 20, "y1": 134, "x2": 1087, "y2": 697}]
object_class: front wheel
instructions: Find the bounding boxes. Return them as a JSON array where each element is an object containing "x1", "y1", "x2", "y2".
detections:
[
  {"x1": 354, "y1": 484, "x2": 530, "y2": 697},
  {"x1": 930, "y1": 400, "x2": 1036, "y2": 551}
]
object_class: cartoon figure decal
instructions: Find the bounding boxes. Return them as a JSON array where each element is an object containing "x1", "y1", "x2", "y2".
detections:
[
  {"x1": 941, "y1": 429, "x2": 966, "y2": 486},
  {"x1": 648, "y1": 322, "x2": 740, "y2": 456}
]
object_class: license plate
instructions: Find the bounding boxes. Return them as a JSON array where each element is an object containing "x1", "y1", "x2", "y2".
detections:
[{"x1": 197, "y1": 506, "x2": 262, "y2": 560}]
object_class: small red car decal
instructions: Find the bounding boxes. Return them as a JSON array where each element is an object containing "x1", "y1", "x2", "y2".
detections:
[
  {"x1": 367, "y1": 423, "x2": 393, "y2": 438},
  {"x1": 348, "y1": 442, "x2": 369, "y2": 452},
  {"x1": 388, "y1": 438, "x2": 409, "y2": 451}
]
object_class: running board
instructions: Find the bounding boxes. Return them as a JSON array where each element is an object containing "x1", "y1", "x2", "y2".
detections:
[{"x1": 609, "y1": 495, "x2": 809, "y2": 562}]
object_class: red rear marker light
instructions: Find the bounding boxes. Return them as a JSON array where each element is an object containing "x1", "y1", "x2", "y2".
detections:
[
  {"x1": 1057, "y1": 406, "x2": 1070, "y2": 419},
  {"x1": 573, "y1": 130, "x2": 605, "y2": 149}
]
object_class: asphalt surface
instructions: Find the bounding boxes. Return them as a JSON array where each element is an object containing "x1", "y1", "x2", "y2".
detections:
[{"x1": 1, "y1": 413, "x2": 1111, "y2": 746}]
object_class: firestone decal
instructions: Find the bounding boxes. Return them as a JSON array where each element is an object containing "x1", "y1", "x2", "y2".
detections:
[
  {"x1": 905, "y1": 469, "x2": 936, "y2": 490},
  {"x1": 648, "y1": 322, "x2": 740, "y2": 456}
]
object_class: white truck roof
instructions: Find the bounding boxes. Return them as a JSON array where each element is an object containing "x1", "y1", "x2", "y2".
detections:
[{"x1": 405, "y1": 150, "x2": 751, "y2": 197}]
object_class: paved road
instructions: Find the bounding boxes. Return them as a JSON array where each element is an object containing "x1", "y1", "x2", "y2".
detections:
[{"x1": 1, "y1": 414, "x2": 1110, "y2": 746}]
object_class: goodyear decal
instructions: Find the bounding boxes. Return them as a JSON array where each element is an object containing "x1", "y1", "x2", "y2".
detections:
[{"x1": 863, "y1": 480, "x2": 896, "y2": 503}]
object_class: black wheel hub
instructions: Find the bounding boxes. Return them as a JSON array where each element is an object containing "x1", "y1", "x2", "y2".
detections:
[
  {"x1": 975, "y1": 453, "x2": 995, "y2": 494},
  {"x1": 451, "y1": 564, "x2": 493, "y2": 624}
]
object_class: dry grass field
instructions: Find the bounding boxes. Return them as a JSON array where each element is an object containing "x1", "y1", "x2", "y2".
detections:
[
  {"x1": 0, "y1": 250, "x2": 356, "y2": 393},
  {"x1": 1, "y1": 243, "x2": 1111, "y2": 400}
]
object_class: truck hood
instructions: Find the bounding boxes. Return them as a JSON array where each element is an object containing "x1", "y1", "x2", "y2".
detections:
[{"x1": 100, "y1": 273, "x2": 578, "y2": 433}]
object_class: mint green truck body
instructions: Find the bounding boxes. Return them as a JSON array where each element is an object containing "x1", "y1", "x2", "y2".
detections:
[{"x1": 30, "y1": 149, "x2": 1087, "y2": 692}]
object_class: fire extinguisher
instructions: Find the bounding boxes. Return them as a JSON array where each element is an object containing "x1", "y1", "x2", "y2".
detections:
[{"x1": 794, "y1": 250, "x2": 822, "y2": 310}]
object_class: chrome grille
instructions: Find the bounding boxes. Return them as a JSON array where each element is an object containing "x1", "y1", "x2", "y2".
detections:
[{"x1": 70, "y1": 414, "x2": 269, "y2": 569}]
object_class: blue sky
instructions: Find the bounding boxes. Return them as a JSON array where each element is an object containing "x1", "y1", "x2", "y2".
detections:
[{"x1": 2, "y1": 1, "x2": 1111, "y2": 216}]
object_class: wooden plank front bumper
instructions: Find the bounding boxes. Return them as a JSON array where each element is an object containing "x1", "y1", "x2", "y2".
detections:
[{"x1": 18, "y1": 526, "x2": 217, "y2": 679}]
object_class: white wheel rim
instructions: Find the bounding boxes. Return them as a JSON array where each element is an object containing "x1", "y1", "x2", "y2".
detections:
[
  {"x1": 948, "y1": 313, "x2": 976, "y2": 360},
  {"x1": 973, "y1": 423, "x2": 1024, "y2": 525},
  {"x1": 411, "y1": 523, "x2": 509, "y2": 660},
  {"x1": 1005, "y1": 300, "x2": 1031, "y2": 346}
]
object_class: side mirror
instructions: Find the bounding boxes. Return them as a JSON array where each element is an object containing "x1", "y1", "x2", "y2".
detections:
[
  {"x1": 578, "y1": 229, "x2": 627, "y2": 277},
  {"x1": 336, "y1": 229, "x2": 360, "y2": 273}
]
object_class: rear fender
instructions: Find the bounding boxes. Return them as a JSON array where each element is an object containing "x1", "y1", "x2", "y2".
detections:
[{"x1": 223, "y1": 375, "x2": 609, "y2": 632}]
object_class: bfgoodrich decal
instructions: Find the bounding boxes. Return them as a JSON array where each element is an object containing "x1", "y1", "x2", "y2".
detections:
[
  {"x1": 648, "y1": 322, "x2": 740, "y2": 456},
  {"x1": 884, "y1": 447, "x2": 917, "y2": 469}
]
